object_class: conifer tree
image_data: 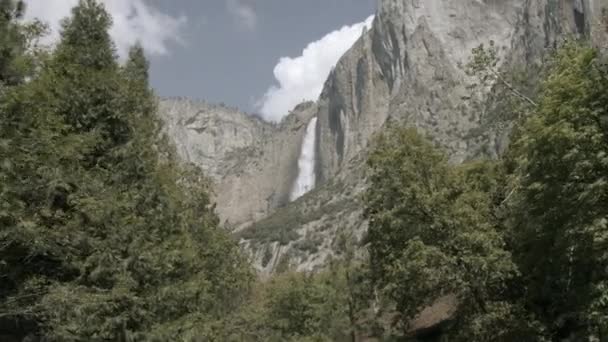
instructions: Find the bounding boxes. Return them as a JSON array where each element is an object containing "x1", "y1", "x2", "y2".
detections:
[
  {"x1": 0, "y1": 0, "x2": 25, "y2": 85},
  {"x1": 0, "y1": 1, "x2": 252, "y2": 340},
  {"x1": 54, "y1": 0, "x2": 115, "y2": 70},
  {"x1": 124, "y1": 43, "x2": 149, "y2": 85}
]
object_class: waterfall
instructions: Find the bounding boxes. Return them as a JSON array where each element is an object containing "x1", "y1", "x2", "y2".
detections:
[{"x1": 290, "y1": 117, "x2": 318, "y2": 201}]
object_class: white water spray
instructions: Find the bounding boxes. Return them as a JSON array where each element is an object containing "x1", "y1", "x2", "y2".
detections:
[{"x1": 290, "y1": 117, "x2": 318, "y2": 201}]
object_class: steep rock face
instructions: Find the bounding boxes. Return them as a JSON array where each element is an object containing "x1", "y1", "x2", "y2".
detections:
[
  {"x1": 316, "y1": 0, "x2": 525, "y2": 183},
  {"x1": 318, "y1": 0, "x2": 607, "y2": 181},
  {"x1": 158, "y1": 0, "x2": 608, "y2": 272},
  {"x1": 158, "y1": 98, "x2": 317, "y2": 229},
  {"x1": 239, "y1": 0, "x2": 607, "y2": 273}
]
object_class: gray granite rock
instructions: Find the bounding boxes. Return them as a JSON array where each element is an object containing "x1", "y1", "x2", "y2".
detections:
[
  {"x1": 158, "y1": 0, "x2": 608, "y2": 272},
  {"x1": 158, "y1": 98, "x2": 317, "y2": 229}
]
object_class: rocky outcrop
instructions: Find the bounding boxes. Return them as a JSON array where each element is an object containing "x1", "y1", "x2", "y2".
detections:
[
  {"x1": 318, "y1": 0, "x2": 608, "y2": 181},
  {"x1": 158, "y1": 0, "x2": 608, "y2": 272},
  {"x1": 408, "y1": 295, "x2": 458, "y2": 337},
  {"x1": 158, "y1": 98, "x2": 317, "y2": 229},
  {"x1": 317, "y1": 0, "x2": 522, "y2": 180}
]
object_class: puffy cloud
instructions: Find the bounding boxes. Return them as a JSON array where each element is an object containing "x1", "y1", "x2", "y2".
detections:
[
  {"x1": 257, "y1": 15, "x2": 374, "y2": 123},
  {"x1": 226, "y1": 0, "x2": 257, "y2": 31},
  {"x1": 23, "y1": 0, "x2": 186, "y2": 59}
]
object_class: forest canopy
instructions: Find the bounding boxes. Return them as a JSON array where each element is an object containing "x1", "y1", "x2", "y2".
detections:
[{"x1": 0, "y1": 0, "x2": 606, "y2": 341}]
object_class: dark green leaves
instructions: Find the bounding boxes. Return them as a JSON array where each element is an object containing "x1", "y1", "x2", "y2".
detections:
[{"x1": 0, "y1": 1, "x2": 252, "y2": 340}]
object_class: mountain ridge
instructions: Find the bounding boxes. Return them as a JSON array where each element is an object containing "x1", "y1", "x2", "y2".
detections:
[{"x1": 158, "y1": 0, "x2": 608, "y2": 273}]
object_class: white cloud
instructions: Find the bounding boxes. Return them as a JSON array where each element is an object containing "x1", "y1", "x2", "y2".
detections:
[
  {"x1": 23, "y1": 0, "x2": 186, "y2": 59},
  {"x1": 257, "y1": 15, "x2": 374, "y2": 123},
  {"x1": 226, "y1": 0, "x2": 257, "y2": 31}
]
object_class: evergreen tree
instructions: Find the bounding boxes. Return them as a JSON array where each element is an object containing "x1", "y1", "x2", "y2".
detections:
[
  {"x1": 0, "y1": 1, "x2": 54, "y2": 336},
  {"x1": 54, "y1": 0, "x2": 115, "y2": 70},
  {"x1": 47, "y1": 0, "x2": 128, "y2": 149},
  {"x1": 124, "y1": 43, "x2": 149, "y2": 86},
  {"x1": 0, "y1": 1, "x2": 252, "y2": 340},
  {"x1": 0, "y1": 0, "x2": 25, "y2": 85}
]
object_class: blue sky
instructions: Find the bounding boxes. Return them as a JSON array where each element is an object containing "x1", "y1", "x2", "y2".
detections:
[{"x1": 25, "y1": 0, "x2": 377, "y2": 121}]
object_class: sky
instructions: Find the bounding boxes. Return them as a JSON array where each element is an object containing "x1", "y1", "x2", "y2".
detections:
[{"x1": 23, "y1": 0, "x2": 377, "y2": 122}]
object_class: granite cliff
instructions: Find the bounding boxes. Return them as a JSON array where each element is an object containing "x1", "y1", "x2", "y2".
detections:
[
  {"x1": 158, "y1": 0, "x2": 608, "y2": 273},
  {"x1": 158, "y1": 99, "x2": 317, "y2": 230}
]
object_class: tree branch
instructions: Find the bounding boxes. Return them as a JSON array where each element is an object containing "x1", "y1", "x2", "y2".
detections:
[{"x1": 491, "y1": 69, "x2": 538, "y2": 108}]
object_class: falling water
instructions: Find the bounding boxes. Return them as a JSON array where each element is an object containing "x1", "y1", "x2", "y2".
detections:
[{"x1": 290, "y1": 117, "x2": 318, "y2": 201}]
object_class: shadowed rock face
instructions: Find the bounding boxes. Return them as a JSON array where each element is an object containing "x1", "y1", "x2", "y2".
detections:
[{"x1": 158, "y1": 0, "x2": 608, "y2": 272}]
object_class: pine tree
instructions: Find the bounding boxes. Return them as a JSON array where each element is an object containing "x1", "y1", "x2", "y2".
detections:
[
  {"x1": 46, "y1": 0, "x2": 129, "y2": 150},
  {"x1": 124, "y1": 43, "x2": 149, "y2": 85},
  {"x1": 0, "y1": 0, "x2": 25, "y2": 85},
  {"x1": 54, "y1": 0, "x2": 115, "y2": 70},
  {"x1": 0, "y1": 1, "x2": 252, "y2": 340}
]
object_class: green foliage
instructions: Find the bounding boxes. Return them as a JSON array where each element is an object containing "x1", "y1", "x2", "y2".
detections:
[
  {"x1": 218, "y1": 257, "x2": 373, "y2": 342},
  {"x1": 0, "y1": 0, "x2": 25, "y2": 85},
  {"x1": 506, "y1": 41, "x2": 608, "y2": 340},
  {"x1": 294, "y1": 237, "x2": 321, "y2": 254},
  {"x1": 364, "y1": 127, "x2": 534, "y2": 339},
  {"x1": 239, "y1": 195, "x2": 357, "y2": 247},
  {"x1": 466, "y1": 40, "x2": 538, "y2": 109},
  {"x1": 264, "y1": 273, "x2": 342, "y2": 339},
  {"x1": 0, "y1": 1, "x2": 252, "y2": 340},
  {"x1": 239, "y1": 203, "x2": 304, "y2": 245},
  {"x1": 0, "y1": 0, "x2": 46, "y2": 87},
  {"x1": 124, "y1": 43, "x2": 149, "y2": 85},
  {"x1": 363, "y1": 41, "x2": 608, "y2": 340},
  {"x1": 54, "y1": 0, "x2": 116, "y2": 69},
  {"x1": 1, "y1": 1, "x2": 607, "y2": 340},
  {"x1": 261, "y1": 245, "x2": 274, "y2": 268}
]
